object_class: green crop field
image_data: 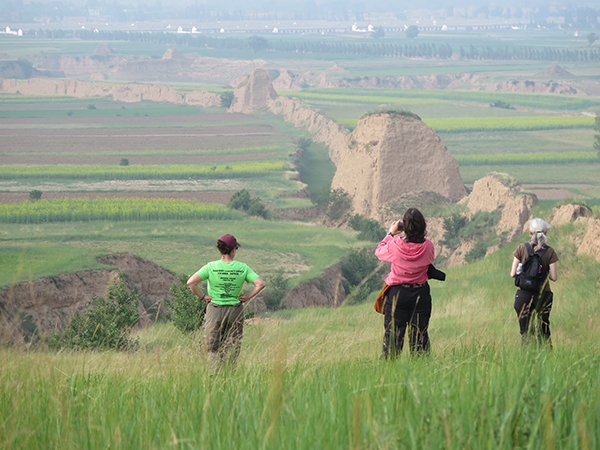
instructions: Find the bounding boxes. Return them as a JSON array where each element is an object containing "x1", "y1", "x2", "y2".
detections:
[{"x1": 0, "y1": 162, "x2": 288, "y2": 181}]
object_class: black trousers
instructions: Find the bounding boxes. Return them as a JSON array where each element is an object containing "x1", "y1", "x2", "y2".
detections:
[
  {"x1": 383, "y1": 283, "x2": 432, "y2": 357},
  {"x1": 514, "y1": 289, "x2": 553, "y2": 344}
]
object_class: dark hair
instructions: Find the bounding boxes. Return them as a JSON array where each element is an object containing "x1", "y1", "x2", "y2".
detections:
[
  {"x1": 217, "y1": 239, "x2": 236, "y2": 255},
  {"x1": 403, "y1": 208, "x2": 427, "y2": 243}
]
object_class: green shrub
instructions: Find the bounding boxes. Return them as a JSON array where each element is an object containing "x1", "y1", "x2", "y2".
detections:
[
  {"x1": 440, "y1": 213, "x2": 468, "y2": 248},
  {"x1": 167, "y1": 275, "x2": 206, "y2": 334},
  {"x1": 28, "y1": 190, "x2": 42, "y2": 201},
  {"x1": 228, "y1": 189, "x2": 268, "y2": 219},
  {"x1": 348, "y1": 214, "x2": 386, "y2": 242},
  {"x1": 490, "y1": 100, "x2": 514, "y2": 109},
  {"x1": 262, "y1": 269, "x2": 289, "y2": 311},
  {"x1": 341, "y1": 248, "x2": 385, "y2": 303},
  {"x1": 220, "y1": 91, "x2": 234, "y2": 108},
  {"x1": 296, "y1": 137, "x2": 312, "y2": 151},
  {"x1": 48, "y1": 275, "x2": 139, "y2": 351}
]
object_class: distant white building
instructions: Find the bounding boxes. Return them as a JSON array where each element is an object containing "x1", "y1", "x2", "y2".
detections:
[{"x1": 1, "y1": 26, "x2": 22, "y2": 36}]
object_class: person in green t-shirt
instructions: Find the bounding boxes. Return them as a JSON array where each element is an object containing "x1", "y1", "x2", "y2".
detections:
[{"x1": 187, "y1": 233, "x2": 265, "y2": 372}]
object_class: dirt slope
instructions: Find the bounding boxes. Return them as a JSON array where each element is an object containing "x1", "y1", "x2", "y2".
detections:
[
  {"x1": 0, "y1": 253, "x2": 178, "y2": 344},
  {"x1": 0, "y1": 77, "x2": 221, "y2": 106}
]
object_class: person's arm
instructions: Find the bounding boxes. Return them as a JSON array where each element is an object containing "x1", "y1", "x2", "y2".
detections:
[
  {"x1": 510, "y1": 257, "x2": 520, "y2": 278},
  {"x1": 239, "y1": 277, "x2": 266, "y2": 303},
  {"x1": 375, "y1": 220, "x2": 402, "y2": 262},
  {"x1": 548, "y1": 262, "x2": 557, "y2": 282},
  {"x1": 187, "y1": 273, "x2": 212, "y2": 303}
]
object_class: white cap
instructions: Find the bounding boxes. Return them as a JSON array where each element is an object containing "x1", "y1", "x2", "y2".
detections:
[{"x1": 529, "y1": 218, "x2": 551, "y2": 234}]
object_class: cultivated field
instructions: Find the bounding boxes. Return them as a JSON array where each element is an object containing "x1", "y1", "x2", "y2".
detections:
[{"x1": 1, "y1": 26, "x2": 600, "y2": 450}]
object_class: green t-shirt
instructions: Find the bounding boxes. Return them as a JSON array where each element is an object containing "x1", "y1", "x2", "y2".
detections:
[{"x1": 196, "y1": 260, "x2": 259, "y2": 306}]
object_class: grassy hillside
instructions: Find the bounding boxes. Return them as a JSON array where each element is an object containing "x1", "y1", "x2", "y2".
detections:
[
  {"x1": 0, "y1": 218, "x2": 364, "y2": 287},
  {"x1": 2, "y1": 221, "x2": 600, "y2": 449}
]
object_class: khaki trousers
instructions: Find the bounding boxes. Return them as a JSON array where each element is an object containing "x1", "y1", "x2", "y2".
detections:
[{"x1": 204, "y1": 302, "x2": 244, "y2": 371}]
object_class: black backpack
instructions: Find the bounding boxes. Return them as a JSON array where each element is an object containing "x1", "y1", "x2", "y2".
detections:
[{"x1": 515, "y1": 243, "x2": 548, "y2": 293}]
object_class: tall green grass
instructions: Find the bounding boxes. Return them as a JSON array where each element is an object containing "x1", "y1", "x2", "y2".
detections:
[
  {"x1": 2, "y1": 341, "x2": 599, "y2": 449},
  {"x1": 1, "y1": 219, "x2": 600, "y2": 449}
]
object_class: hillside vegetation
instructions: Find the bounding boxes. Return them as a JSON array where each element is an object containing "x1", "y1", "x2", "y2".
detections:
[{"x1": 2, "y1": 222, "x2": 600, "y2": 449}]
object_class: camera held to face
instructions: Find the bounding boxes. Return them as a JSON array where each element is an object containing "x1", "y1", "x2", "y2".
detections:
[{"x1": 397, "y1": 221, "x2": 404, "y2": 232}]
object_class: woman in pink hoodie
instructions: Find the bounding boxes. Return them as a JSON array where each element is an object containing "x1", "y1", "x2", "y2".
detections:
[{"x1": 375, "y1": 208, "x2": 435, "y2": 357}]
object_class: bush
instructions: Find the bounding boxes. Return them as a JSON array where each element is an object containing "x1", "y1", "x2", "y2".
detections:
[
  {"x1": 120, "y1": 158, "x2": 129, "y2": 166},
  {"x1": 167, "y1": 274, "x2": 206, "y2": 334},
  {"x1": 312, "y1": 188, "x2": 352, "y2": 222},
  {"x1": 228, "y1": 189, "x2": 268, "y2": 219},
  {"x1": 440, "y1": 213, "x2": 467, "y2": 248},
  {"x1": 490, "y1": 100, "x2": 514, "y2": 109},
  {"x1": 262, "y1": 269, "x2": 289, "y2": 311},
  {"x1": 296, "y1": 137, "x2": 312, "y2": 151},
  {"x1": 220, "y1": 91, "x2": 234, "y2": 108},
  {"x1": 348, "y1": 214, "x2": 386, "y2": 242},
  {"x1": 48, "y1": 275, "x2": 139, "y2": 351},
  {"x1": 341, "y1": 248, "x2": 385, "y2": 303},
  {"x1": 406, "y1": 25, "x2": 419, "y2": 39},
  {"x1": 28, "y1": 190, "x2": 42, "y2": 201}
]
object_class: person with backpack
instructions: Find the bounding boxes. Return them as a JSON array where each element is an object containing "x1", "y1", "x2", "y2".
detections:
[{"x1": 510, "y1": 218, "x2": 559, "y2": 345}]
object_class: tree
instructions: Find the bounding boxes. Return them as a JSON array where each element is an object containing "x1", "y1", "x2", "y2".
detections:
[
  {"x1": 296, "y1": 137, "x2": 312, "y2": 151},
  {"x1": 348, "y1": 214, "x2": 386, "y2": 242},
  {"x1": 405, "y1": 25, "x2": 419, "y2": 39},
  {"x1": 29, "y1": 190, "x2": 42, "y2": 201},
  {"x1": 325, "y1": 188, "x2": 351, "y2": 222},
  {"x1": 587, "y1": 32, "x2": 598, "y2": 47},
  {"x1": 49, "y1": 275, "x2": 140, "y2": 351},
  {"x1": 262, "y1": 269, "x2": 289, "y2": 311},
  {"x1": 168, "y1": 275, "x2": 206, "y2": 334},
  {"x1": 594, "y1": 116, "x2": 600, "y2": 158},
  {"x1": 371, "y1": 26, "x2": 385, "y2": 39},
  {"x1": 248, "y1": 35, "x2": 269, "y2": 53},
  {"x1": 220, "y1": 91, "x2": 234, "y2": 108},
  {"x1": 228, "y1": 188, "x2": 268, "y2": 219}
]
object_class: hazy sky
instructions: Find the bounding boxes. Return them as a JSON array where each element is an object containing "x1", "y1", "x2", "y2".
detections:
[{"x1": 3, "y1": 0, "x2": 596, "y2": 26}]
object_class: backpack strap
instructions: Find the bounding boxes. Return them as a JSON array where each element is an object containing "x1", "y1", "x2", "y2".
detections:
[{"x1": 524, "y1": 242, "x2": 547, "y2": 258}]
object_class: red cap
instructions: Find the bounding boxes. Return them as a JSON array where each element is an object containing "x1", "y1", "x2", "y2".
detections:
[{"x1": 219, "y1": 234, "x2": 240, "y2": 249}]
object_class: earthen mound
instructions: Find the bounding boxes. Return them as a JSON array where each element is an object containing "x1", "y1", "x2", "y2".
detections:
[
  {"x1": 539, "y1": 64, "x2": 575, "y2": 78},
  {"x1": 95, "y1": 43, "x2": 115, "y2": 55},
  {"x1": 162, "y1": 48, "x2": 186, "y2": 60},
  {"x1": 0, "y1": 253, "x2": 178, "y2": 344},
  {"x1": 330, "y1": 111, "x2": 466, "y2": 219},
  {"x1": 281, "y1": 263, "x2": 346, "y2": 309},
  {"x1": 462, "y1": 173, "x2": 538, "y2": 241},
  {"x1": 550, "y1": 203, "x2": 593, "y2": 226},
  {"x1": 229, "y1": 68, "x2": 278, "y2": 113},
  {"x1": 577, "y1": 218, "x2": 600, "y2": 262}
]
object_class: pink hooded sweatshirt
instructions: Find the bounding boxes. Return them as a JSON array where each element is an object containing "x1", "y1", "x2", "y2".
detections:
[{"x1": 375, "y1": 234, "x2": 435, "y2": 285}]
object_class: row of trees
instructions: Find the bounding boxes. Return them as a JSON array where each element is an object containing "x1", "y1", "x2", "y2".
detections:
[{"x1": 61, "y1": 29, "x2": 600, "y2": 62}]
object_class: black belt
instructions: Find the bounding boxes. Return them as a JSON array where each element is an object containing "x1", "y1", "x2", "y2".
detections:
[{"x1": 398, "y1": 283, "x2": 426, "y2": 289}]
